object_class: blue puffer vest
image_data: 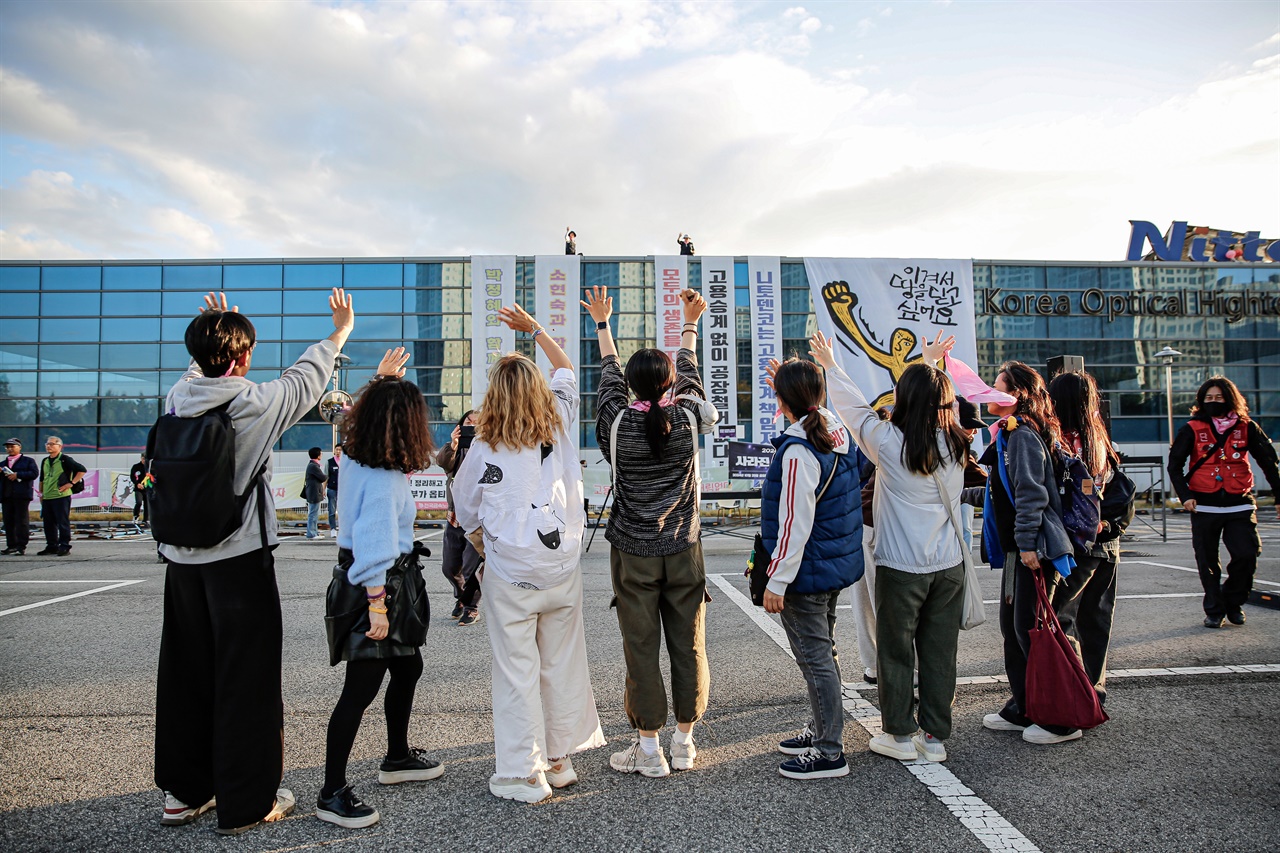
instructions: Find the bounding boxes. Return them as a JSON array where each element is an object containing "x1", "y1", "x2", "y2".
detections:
[{"x1": 761, "y1": 433, "x2": 864, "y2": 594}]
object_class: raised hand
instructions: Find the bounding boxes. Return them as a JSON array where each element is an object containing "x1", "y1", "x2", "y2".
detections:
[
  {"x1": 377, "y1": 346, "x2": 410, "y2": 378},
  {"x1": 199, "y1": 292, "x2": 237, "y2": 313},
  {"x1": 765, "y1": 358, "x2": 781, "y2": 391},
  {"x1": 921, "y1": 330, "x2": 956, "y2": 365},
  {"x1": 329, "y1": 288, "x2": 354, "y2": 332},
  {"x1": 498, "y1": 303, "x2": 539, "y2": 333},
  {"x1": 808, "y1": 331, "x2": 836, "y2": 370},
  {"x1": 680, "y1": 289, "x2": 706, "y2": 323},
  {"x1": 580, "y1": 285, "x2": 612, "y2": 324}
]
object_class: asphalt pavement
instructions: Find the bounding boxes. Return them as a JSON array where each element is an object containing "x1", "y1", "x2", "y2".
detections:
[{"x1": 1, "y1": 514, "x2": 1277, "y2": 852}]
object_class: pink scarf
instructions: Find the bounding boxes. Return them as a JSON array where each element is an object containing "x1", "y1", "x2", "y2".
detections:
[
  {"x1": 629, "y1": 398, "x2": 675, "y2": 413},
  {"x1": 1212, "y1": 413, "x2": 1239, "y2": 434},
  {"x1": 944, "y1": 354, "x2": 1017, "y2": 406}
]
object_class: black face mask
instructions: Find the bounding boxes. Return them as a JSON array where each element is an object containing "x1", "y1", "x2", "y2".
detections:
[{"x1": 1201, "y1": 401, "x2": 1229, "y2": 419}]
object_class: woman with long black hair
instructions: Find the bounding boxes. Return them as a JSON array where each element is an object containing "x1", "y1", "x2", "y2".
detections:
[
  {"x1": 583, "y1": 284, "x2": 718, "y2": 778},
  {"x1": 812, "y1": 331, "x2": 967, "y2": 763},
  {"x1": 1048, "y1": 371, "x2": 1122, "y2": 704},
  {"x1": 318, "y1": 349, "x2": 444, "y2": 829},
  {"x1": 1169, "y1": 376, "x2": 1280, "y2": 629},
  {"x1": 979, "y1": 361, "x2": 1080, "y2": 745}
]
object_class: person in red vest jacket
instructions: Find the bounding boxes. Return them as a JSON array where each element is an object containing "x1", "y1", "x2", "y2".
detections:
[{"x1": 1168, "y1": 376, "x2": 1280, "y2": 629}]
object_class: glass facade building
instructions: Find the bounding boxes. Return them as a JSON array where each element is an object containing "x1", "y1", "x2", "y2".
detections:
[{"x1": 1, "y1": 259, "x2": 1276, "y2": 461}]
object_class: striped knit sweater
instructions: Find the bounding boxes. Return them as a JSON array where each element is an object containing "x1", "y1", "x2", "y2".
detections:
[{"x1": 597, "y1": 348, "x2": 708, "y2": 557}]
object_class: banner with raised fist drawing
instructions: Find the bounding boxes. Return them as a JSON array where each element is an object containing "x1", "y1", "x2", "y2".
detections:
[{"x1": 803, "y1": 258, "x2": 977, "y2": 410}]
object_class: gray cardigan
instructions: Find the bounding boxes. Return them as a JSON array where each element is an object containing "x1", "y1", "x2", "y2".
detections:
[{"x1": 1005, "y1": 426, "x2": 1073, "y2": 561}]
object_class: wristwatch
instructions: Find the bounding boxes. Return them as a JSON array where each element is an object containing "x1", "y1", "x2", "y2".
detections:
[{"x1": 596, "y1": 321, "x2": 608, "y2": 331}]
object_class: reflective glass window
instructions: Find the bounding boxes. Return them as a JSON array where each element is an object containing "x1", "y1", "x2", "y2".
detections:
[
  {"x1": 102, "y1": 291, "x2": 161, "y2": 316},
  {"x1": 39, "y1": 426, "x2": 96, "y2": 450},
  {"x1": 100, "y1": 424, "x2": 153, "y2": 450},
  {"x1": 102, "y1": 317, "x2": 161, "y2": 341},
  {"x1": 1045, "y1": 267, "x2": 1100, "y2": 290},
  {"x1": 40, "y1": 318, "x2": 99, "y2": 342},
  {"x1": 41, "y1": 266, "x2": 101, "y2": 290},
  {"x1": 0, "y1": 345, "x2": 37, "y2": 368},
  {"x1": 350, "y1": 314, "x2": 401, "y2": 342},
  {"x1": 406, "y1": 289, "x2": 442, "y2": 312},
  {"x1": 342, "y1": 340, "x2": 394, "y2": 369},
  {"x1": 283, "y1": 288, "x2": 337, "y2": 314},
  {"x1": 226, "y1": 290, "x2": 283, "y2": 315},
  {"x1": 100, "y1": 370, "x2": 160, "y2": 397},
  {"x1": 251, "y1": 343, "x2": 282, "y2": 369},
  {"x1": 0, "y1": 372, "x2": 37, "y2": 396},
  {"x1": 8, "y1": 291, "x2": 40, "y2": 316},
  {"x1": 161, "y1": 317, "x2": 191, "y2": 341},
  {"x1": 282, "y1": 315, "x2": 336, "y2": 340},
  {"x1": 408, "y1": 264, "x2": 442, "y2": 288},
  {"x1": 281, "y1": 422, "x2": 332, "y2": 451},
  {"x1": 223, "y1": 264, "x2": 283, "y2": 289},
  {"x1": 251, "y1": 316, "x2": 282, "y2": 340},
  {"x1": 0, "y1": 266, "x2": 40, "y2": 290},
  {"x1": 0, "y1": 426, "x2": 36, "y2": 448},
  {"x1": 103, "y1": 265, "x2": 161, "y2": 290},
  {"x1": 350, "y1": 289, "x2": 402, "y2": 313},
  {"x1": 42, "y1": 291, "x2": 101, "y2": 316},
  {"x1": 284, "y1": 264, "x2": 341, "y2": 289},
  {"x1": 162, "y1": 290, "x2": 210, "y2": 316},
  {"x1": 38, "y1": 372, "x2": 99, "y2": 396},
  {"x1": 343, "y1": 263, "x2": 402, "y2": 289},
  {"x1": 992, "y1": 265, "x2": 1046, "y2": 292},
  {"x1": 163, "y1": 265, "x2": 222, "y2": 290},
  {"x1": 405, "y1": 315, "x2": 442, "y2": 339},
  {"x1": 101, "y1": 344, "x2": 160, "y2": 371},
  {"x1": 161, "y1": 344, "x2": 191, "y2": 369},
  {"x1": 40, "y1": 345, "x2": 99, "y2": 370},
  {"x1": 0, "y1": 319, "x2": 38, "y2": 342}
]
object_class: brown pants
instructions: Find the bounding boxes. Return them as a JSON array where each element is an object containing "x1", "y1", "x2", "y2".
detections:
[{"x1": 610, "y1": 543, "x2": 710, "y2": 731}]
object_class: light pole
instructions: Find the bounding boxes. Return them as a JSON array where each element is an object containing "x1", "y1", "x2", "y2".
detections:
[{"x1": 1155, "y1": 346, "x2": 1182, "y2": 448}]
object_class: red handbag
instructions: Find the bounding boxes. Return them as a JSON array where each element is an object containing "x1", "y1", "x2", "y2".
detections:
[{"x1": 1024, "y1": 570, "x2": 1110, "y2": 730}]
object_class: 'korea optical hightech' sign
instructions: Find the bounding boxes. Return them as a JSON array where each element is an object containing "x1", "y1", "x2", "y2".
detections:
[{"x1": 1127, "y1": 221, "x2": 1279, "y2": 262}]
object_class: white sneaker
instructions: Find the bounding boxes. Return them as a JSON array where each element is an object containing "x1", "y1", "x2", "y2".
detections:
[
  {"x1": 545, "y1": 756, "x2": 578, "y2": 789},
  {"x1": 160, "y1": 792, "x2": 215, "y2": 826},
  {"x1": 1022, "y1": 725, "x2": 1083, "y2": 745},
  {"x1": 670, "y1": 734, "x2": 696, "y2": 771},
  {"x1": 489, "y1": 773, "x2": 552, "y2": 803},
  {"x1": 214, "y1": 788, "x2": 295, "y2": 835},
  {"x1": 983, "y1": 713, "x2": 1027, "y2": 732},
  {"x1": 913, "y1": 732, "x2": 947, "y2": 762},
  {"x1": 609, "y1": 740, "x2": 670, "y2": 777},
  {"x1": 329, "y1": 529, "x2": 339, "y2": 539},
  {"x1": 868, "y1": 732, "x2": 918, "y2": 761}
]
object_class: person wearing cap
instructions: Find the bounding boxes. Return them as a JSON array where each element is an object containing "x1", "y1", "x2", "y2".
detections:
[
  {"x1": 955, "y1": 398, "x2": 990, "y2": 547},
  {"x1": 2, "y1": 438, "x2": 40, "y2": 556},
  {"x1": 37, "y1": 437, "x2": 86, "y2": 556}
]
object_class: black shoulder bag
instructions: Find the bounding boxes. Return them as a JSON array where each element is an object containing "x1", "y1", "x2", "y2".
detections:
[{"x1": 325, "y1": 540, "x2": 432, "y2": 666}]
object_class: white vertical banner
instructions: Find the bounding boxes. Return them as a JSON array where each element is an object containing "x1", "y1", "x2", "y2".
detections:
[
  {"x1": 535, "y1": 254, "x2": 581, "y2": 436},
  {"x1": 748, "y1": 256, "x2": 782, "y2": 443},
  {"x1": 654, "y1": 255, "x2": 687, "y2": 358},
  {"x1": 700, "y1": 256, "x2": 737, "y2": 467},
  {"x1": 803, "y1": 258, "x2": 977, "y2": 412},
  {"x1": 470, "y1": 255, "x2": 517, "y2": 409}
]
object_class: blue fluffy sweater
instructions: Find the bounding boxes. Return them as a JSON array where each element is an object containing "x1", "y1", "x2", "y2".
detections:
[{"x1": 335, "y1": 459, "x2": 416, "y2": 588}]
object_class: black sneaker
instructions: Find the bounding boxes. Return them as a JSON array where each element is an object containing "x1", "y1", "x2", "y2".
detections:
[
  {"x1": 450, "y1": 601, "x2": 464, "y2": 619},
  {"x1": 778, "y1": 725, "x2": 814, "y2": 755},
  {"x1": 1204, "y1": 615, "x2": 1226, "y2": 629},
  {"x1": 316, "y1": 785, "x2": 379, "y2": 829},
  {"x1": 378, "y1": 748, "x2": 444, "y2": 784},
  {"x1": 1227, "y1": 610, "x2": 1246, "y2": 626},
  {"x1": 55, "y1": 547, "x2": 71, "y2": 556},
  {"x1": 458, "y1": 609, "x2": 479, "y2": 626},
  {"x1": 778, "y1": 748, "x2": 849, "y2": 780},
  {"x1": 36, "y1": 547, "x2": 57, "y2": 556}
]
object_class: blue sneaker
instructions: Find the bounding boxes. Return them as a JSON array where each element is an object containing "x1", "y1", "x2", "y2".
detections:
[
  {"x1": 778, "y1": 748, "x2": 849, "y2": 779},
  {"x1": 778, "y1": 725, "x2": 814, "y2": 755}
]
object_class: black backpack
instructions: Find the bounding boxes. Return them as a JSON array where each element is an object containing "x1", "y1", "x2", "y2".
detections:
[{"x1": 146, "y1": 402, "x2": 266, "y2": 549}]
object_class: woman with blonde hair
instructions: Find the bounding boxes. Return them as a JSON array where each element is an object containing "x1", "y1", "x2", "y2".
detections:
[{"x1": 452, "y1": 304, "x2": 605, "y2": 804}]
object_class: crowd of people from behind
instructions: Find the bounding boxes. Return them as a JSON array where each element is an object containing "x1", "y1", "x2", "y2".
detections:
[{"x1": 1, "y1": 283, "x2": 1275, "y2": 835}]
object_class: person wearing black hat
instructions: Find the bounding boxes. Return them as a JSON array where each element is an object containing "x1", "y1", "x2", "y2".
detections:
[
  {"x1": 2, "y1": 438, "x2": 40, "y2": 555},
  {"x1": 955, "y1": 398, "x2": 990, "y2": 549}
]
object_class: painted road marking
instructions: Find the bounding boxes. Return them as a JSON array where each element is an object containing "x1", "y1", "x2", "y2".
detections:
[
  {"x1": 835, "y1": 592, "x2": 1203, "y2": 609},
  {"x1": 0, "y1": 580, "x2": 146, "y2": 617},
  {"x1": 1128, "y1": 560, "x2": 1280, "y2": 588},
  {"x1": 708, "y1": 573, "x2": 1041, "y2": 853}
]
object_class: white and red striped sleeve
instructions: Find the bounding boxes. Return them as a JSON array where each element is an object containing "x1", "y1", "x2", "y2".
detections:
[{"x1": 766, "y1": 443, "x2": 822, "y2": 596}]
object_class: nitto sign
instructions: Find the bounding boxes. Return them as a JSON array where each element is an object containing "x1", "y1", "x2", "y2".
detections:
[{"x1": 1126, "y1": 220, "x2": 1279, "y2": 262}]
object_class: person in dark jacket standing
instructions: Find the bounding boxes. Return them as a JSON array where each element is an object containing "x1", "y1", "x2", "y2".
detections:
[
  {"x1": 565, "y1": 228, "x2": 577, "y2": 255},
  {"x1": 2, "y1": 438, "x2": 40, "y2": 555},
  {"x1": 1168, "y1": 376, "x2": 1280, "y2": 629},
  {"x1": 677, "y1": 233, "x2": 695, "y2": 255},
  {"x1": 435, "y1": 410, "x2": 483, "y2": 625},
  {"x1": 305, "y1": 447, "x2": 328, "y2": 539},
  {"x1": 38, "y1": 437, "x2": 86, "y2": 556},
  {"x1": 130, "y1": 453, "x2": 150, "y2": 525},
  {"x1": 326, "y1": 445, "x2": 342, "y2": 538}
]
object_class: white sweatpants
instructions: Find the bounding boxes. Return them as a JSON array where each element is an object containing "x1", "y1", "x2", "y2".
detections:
[
  {"x1": 850, "y1": 524, "x2": 879, "y2": 680},
  {"x1": 482, "y1": 567, "x2": 606, "y2": 779}
]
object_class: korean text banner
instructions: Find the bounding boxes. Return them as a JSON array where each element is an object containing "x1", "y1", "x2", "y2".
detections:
[
  {"x1": 699, "y1": 256, "x2": 737, "y2": 467},
  {"x1": 653, "y1": 255, "x2": 687, "y2": 360},
  {"x1": 535, "y1": 255, "x2": 581, "y2": 435},
  {"x1": 470, "y1": 255, "x2": 517, "y2": 409},
  {"x1": 748, "y1": 256, "x2": 782, "y2": 443},
  {"x1": 803, "y1": 258, "x2": 977, "y2": 411}
]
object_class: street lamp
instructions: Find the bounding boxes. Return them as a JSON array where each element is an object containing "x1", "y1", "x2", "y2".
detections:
[{"x1": 1154, "y1": 346, "x2": 1182, "y2": 448}]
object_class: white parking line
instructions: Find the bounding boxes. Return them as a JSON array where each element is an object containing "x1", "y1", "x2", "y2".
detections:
[
  {"x1": 835, "y1": 592, "x2": 1203, "y2": 609},
  {"x1": 0, "y1": 580, "x2": 146, "y2": 617},
  {"x1": 708, "y1": 573, "x2": 1041, "y2": 853},
  {"x1": 1128, "y1": 559, "x2": 1280, "y2": 588}
]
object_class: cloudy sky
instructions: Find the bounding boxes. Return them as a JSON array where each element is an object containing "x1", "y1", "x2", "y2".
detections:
[{"x1": 1, "y1": 0, "x2": 1277, "y2": 262}]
